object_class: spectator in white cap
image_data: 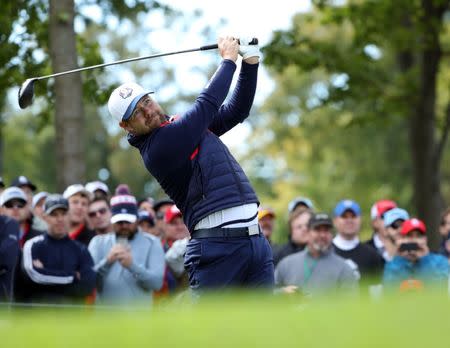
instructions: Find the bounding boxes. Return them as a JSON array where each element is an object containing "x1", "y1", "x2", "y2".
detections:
[
  {"x1": 88, "y1": 192, "x2": 165, "y2": 306},
  {"x1": 31, "y1": 191, "x2": 49, "y2": 231},
  {"x1": 85, "y1": 181, "x2": 110, "y2": 201},
  {"x1": 0, "y1": 187, "x2": 43, "y2": 248},
  {"x1": 63, "y1": 184, "x2": 95, "y2": 246},
  {"x1": 288, "y1": 197, "x2": 314, "y2": 216}
]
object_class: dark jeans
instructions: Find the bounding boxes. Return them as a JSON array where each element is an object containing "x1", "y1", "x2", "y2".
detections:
[{"x1": 184, "y1": 233, "x2": 274, "y2": 291}]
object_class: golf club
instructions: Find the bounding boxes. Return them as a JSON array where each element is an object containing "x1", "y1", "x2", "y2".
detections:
[{"x1": 18, "y1": 38, "x2": 258, "y2": 109}]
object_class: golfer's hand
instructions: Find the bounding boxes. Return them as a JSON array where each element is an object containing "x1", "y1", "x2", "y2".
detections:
[
  {"x1": 218, "y1": 36, "x2": 239, "y2": 62},
  {"x1": 239, "y1": 36, "x2": 260, "y2": 64}
]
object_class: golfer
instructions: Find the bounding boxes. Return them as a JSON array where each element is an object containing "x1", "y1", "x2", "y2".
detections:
[{"x1": 107, "y1": 36, "x2": 274, "y2": 291}]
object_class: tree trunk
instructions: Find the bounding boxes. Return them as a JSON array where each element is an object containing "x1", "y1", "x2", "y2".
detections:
[
  {"x1": 49, "y1": 0, "x2": 85, "y2": 191},
  {"x1": 409, "y1": 0, "x2": 446, "y2": 250}
]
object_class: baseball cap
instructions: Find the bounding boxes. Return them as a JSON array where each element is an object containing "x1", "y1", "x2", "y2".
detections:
[
  {"x1": 370, "y1": 200, "x2": 397, "y2": 220},
  {"x1": 63, "y1": 184, "x2": 93, "y2": 201},
  {"x1": 0, "y1": 187, "x2": 27, "y2": 206},
  {"x1": 110, "y1": 194, "x2": 138, "y2": 224},
  {"x1": 32, "y1": 191, "x2": 49, "y2": 209},
  {"x1": 384, "y1": 208, "x2": 409, "y2": 227},
  {"x1": 288, "y1": 197, "x2": 314, "y2": 213},
  {"x1": 258, "y1": 206, "x2": 276, "y2": 220},
  {"x1": 44, "y1": 194, "x2": 69, "y2": 215},
  {"x1": 334, "y1": 199, "x2": 361, "y2": 217},
  {"x1": 308, "y1": 212, "x2": 333, "y2": 229},
  {"x1": 85, "y1": 181, "x2": 109, "y2": 195},
  {"x1": 400, "y1": 218, "x2": 426, "y2": 235},
  {"x1": 153, "y1": 197, "x2": 175, "y2": 212},
  {"x1": 138, "y1": 210, "x2": 155, "y2": 226},
  {"x1": 11, "y1": 175, "x2": 37, "y2": 191},
  {"x1": 108, "y1": 82, "x2": 154, "y2": 123},
  {"x1": 165, "y1": 205, "x2": 182, "y2": 224}
]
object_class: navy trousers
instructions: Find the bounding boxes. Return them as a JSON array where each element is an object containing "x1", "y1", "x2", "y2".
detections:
[{"x1": 184, "y1": 233, "x2": 274, "y2": 290}]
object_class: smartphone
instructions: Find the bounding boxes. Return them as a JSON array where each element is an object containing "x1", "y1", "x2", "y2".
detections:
[
  {"x1": 116, "y1": 236, "x2": 129, "y2": 246},
  {"x1": 398, "y1": 242, "x2": 420, "y2": 252}
]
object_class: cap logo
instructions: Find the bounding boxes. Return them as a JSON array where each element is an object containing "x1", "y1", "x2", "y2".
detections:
[
  {"x1": 119, "y1": 87, "x2": 133, "y2": 99},
  {"x1": 411, "y1": 219, "x2": 419, "y2": 226},
  {"x1": 121, "y1": 208, "x2": 127, "y2": 213},
  {"x1": 19, "y1": 176, "x2": 27, "y2": 183}
]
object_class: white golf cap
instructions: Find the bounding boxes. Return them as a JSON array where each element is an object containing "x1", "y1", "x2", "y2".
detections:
[
  {"x1": 85, "y1": 181, "x2": 109, "y2": 195},
  {"x1": 0, "y1": 187, "x2": 27, "y2": 206},
  {"x1": 107, "y1": 82, "x2": 153, "y2": 123},
  {"x1": 32, "y1": 191, "x2": 48, "y2": 209},
  {"x1": 63, "y1": 184, "x2": 93, "y2": 201}
]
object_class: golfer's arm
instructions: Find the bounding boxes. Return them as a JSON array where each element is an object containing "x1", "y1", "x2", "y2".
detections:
[{"x1": 209, "y1": 61, "x2": 258, "y2": 136}]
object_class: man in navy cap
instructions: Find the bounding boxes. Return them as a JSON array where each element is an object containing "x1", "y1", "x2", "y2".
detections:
[
  {"x1": 332, "y1": 199, "x2": 384, "y2": 288},
  {"x1": 19, "y1": 194, "x2": 96, "y2": 303},
  {"x1": 88, "y1": 192, "x2": 165, "y2": 306}
]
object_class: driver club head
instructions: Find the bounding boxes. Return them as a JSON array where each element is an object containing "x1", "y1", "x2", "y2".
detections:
[{"x1": 18, "y1": 78, "x2": 37, "y2": 109}]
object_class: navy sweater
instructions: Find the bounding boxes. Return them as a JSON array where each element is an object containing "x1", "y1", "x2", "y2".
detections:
[
  {"x1": 20, "y1": 234, "x2": 96, "y2": 303},
  {"x1": 129, "y1": 60, "x2": 259, "y2": 231}
]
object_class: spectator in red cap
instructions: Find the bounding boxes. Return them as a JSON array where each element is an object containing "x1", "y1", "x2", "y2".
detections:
[
  {"x1": 365, "y1": 200, "x2": 397, "y2": 259},
  {"x1": 155, "y1": 205, "x2": 189, "y2": 298},
  {"x1": 383, "y1": 218, "x2": 449, "y2": 291}
]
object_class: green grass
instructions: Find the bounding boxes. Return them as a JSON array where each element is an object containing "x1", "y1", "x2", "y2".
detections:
[{"x1": 1, "y1": 291, "x2": 449, "y2": 347}]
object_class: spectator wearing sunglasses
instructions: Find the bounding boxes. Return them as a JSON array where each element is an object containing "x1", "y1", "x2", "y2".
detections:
[
  {"x1": 152, "y1": 198, "x2": 174, "y2": 239},
  {"x1": 87, "y1": 197, "x2": 113, "y2": 235},
  {"x1": 382, "y1": 208, "x2": 410, "y2": 262},
  {"x1": 0, "y1": 187, "x2": 43, "y2": 248}
]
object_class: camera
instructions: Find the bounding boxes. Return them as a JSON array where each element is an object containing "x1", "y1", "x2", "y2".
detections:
[{"x1": 398, "y1": 242, "x2": 420, "y2": 252}]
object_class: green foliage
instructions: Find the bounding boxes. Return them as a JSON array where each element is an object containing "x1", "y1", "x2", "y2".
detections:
[{"x1": 255, "y1": 0, "x2": 450, "y2": 242}]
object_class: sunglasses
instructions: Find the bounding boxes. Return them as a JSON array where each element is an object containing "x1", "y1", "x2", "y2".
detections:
[
  {"x1": 88, "y1": 207, "x2": 108, "y2": 218},
  {"x1": 390, "y1": 220, "x2": 404, "y2": 229},
  {"x1": 4, "y1": 201, "x2": 26, "y2": 209}
]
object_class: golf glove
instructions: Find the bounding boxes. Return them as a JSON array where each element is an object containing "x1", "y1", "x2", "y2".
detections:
[{"x1": 239, "y1": 36, "x2": 261, "y2": 60}]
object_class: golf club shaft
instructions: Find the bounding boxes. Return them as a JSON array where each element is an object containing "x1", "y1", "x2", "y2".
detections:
[{"x1": 35, "y1": 39, "x2": 257, "y2": 81}]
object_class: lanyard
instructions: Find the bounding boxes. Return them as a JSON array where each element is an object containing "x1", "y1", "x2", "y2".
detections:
[{"x1": 303, "y1": 250, "x2": 318, "y2": 285}]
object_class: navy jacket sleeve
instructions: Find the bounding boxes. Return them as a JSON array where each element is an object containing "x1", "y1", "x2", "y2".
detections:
[
  {"x1": 208, "y1": 61, "x2": 259, "y2": 136},
  {"x1": 0, "y1": 216, "x2": 20, "y2": 300},
  {"x1": 143, "y1": 59, "x2": 237, "y2": 166}
]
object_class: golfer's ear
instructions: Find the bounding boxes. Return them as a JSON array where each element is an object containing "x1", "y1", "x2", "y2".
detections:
[{"x1": 119, "y1": 121, "x2": 129, "y2": 131}]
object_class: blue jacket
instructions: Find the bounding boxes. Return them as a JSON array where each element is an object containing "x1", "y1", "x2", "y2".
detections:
[
  {"x1": 129, "y1": 60, "x2": 259, "y2": 231},
  {"x1": 21, "y1": 234, "x2": 96, "y2": 303},
  {"x1": 0, "y1": 216, "x2": 20, "y2": 301},
  {"x1": 383, "y1": 253, "x2": 449, "y2": 289}
]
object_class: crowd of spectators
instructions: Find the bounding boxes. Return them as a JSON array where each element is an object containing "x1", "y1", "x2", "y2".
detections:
[{"x1": 1, "y1": 175, "x2": 449, "y2": 307}]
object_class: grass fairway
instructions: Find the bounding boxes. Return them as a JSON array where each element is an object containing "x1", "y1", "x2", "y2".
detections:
[{"x1": 1, "y1": 291, "x2": 449, "y2": 347}]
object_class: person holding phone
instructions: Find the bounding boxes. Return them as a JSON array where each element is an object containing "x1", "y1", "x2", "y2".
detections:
[{"x1": 383, "y1": 218, "x2": 449, "y2": 291}]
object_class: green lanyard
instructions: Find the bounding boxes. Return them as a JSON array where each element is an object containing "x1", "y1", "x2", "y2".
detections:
[{"x1": 303, "y1": 249, "x2": 318, "y2": 286}]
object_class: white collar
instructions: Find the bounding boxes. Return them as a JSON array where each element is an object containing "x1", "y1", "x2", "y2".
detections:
[
  {"x1": 373, "y1": 233, "x2": 384, "y2": 249},
  {"x1": 333, "y1": 234, "x2": 360, "y2": 251}
]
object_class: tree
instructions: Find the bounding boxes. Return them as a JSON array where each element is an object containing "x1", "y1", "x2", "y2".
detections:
[{"x1": 261, "y1": 0, "x2": 450, "y2": 248}]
